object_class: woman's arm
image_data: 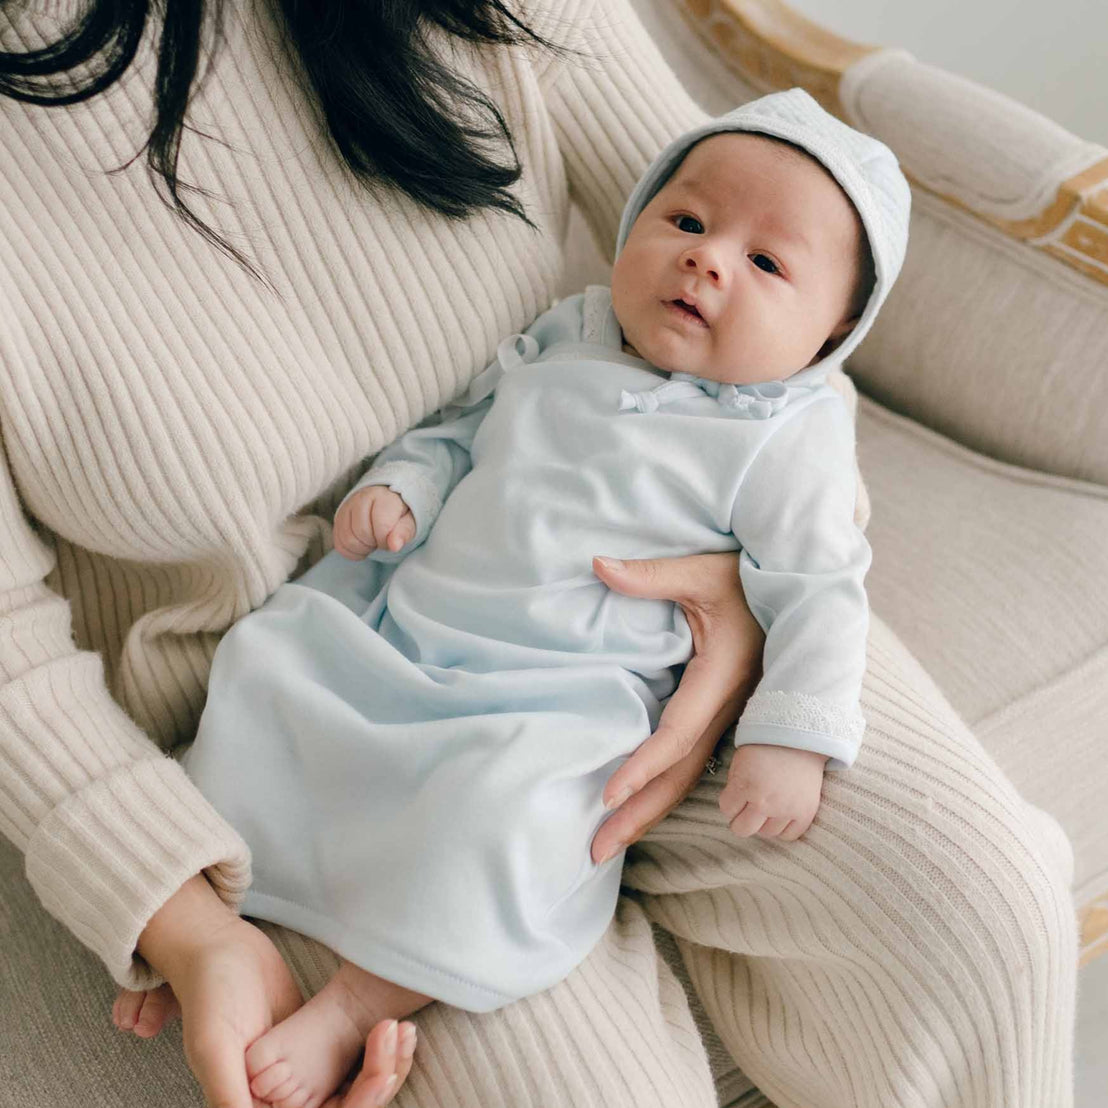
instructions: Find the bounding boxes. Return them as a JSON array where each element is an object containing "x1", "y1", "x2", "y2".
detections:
[{"x1": 0, "y1": 424, "x2": 250, "y2": 990}]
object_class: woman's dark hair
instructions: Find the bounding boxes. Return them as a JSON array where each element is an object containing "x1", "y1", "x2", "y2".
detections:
[{"x1": 0, "y1": 0, "x2": 585, "y2": 282}]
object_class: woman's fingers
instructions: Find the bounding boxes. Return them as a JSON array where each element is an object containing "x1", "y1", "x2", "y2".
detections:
[
  {"x1": 600, "y1": 651, "x2": 741, "y2": 813},
  {"x1": 591, "y1": 702, "x2": 731, "y2": 864},
  {"x1": 394, "y1": 1022, "x2": 417, "y2": 1091},
  {"x1": 592, "y1": 551, "x2": 739, "y2": 608},
  {"x1": 590, "y1": 728, "x2": 715, "y2": 865},
  {"x1": 186, "y1": 1028, "x2": 255, "y2": 1108},
  {"x1": 329, "y1": 1019, "x2": 418, "y2": 1108}
]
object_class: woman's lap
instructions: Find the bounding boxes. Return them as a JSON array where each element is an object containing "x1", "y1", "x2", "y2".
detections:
[
  {"x1": 625, "y1": 611, "x2": 1079, "y2": 1108},
  {"x1": 2, "y1": 613, "x2": 1078, "y2": 1108}
]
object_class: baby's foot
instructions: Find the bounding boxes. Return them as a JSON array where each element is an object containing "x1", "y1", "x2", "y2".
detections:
[
  {"x1": 111, "y1": 983, "x2": 180, "y2": 1038},
  {"x1": 246, "y1": 963, "x2": 419, "y2": 1108}
]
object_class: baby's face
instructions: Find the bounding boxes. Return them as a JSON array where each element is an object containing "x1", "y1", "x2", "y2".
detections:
[{"x1": 611, "y1": 132, "x2": 864, "y2": 384}]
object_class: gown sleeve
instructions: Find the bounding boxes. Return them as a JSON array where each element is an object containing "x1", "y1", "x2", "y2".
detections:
[
  {"x1": 730, "y1": 395, "x2": 872, "y2": 771},
  {"x1": 338, "y1": 293, "x2": 587, "y2": 562}
]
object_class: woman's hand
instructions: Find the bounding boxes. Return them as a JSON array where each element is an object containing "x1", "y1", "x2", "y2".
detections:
[
  {"x1": 136, "y1": 874, "x2": 304, "y2": 1108},
  {"x1": 589, "y1": 552, "x2": 765, "y2": 865}
]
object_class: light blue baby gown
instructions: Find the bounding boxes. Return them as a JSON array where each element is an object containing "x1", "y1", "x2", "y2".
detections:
[{"x1": 183, "y1": 284, "x2": 871, "y2": 1012}]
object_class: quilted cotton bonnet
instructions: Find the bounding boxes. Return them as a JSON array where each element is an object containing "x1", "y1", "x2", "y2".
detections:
[{"x1": 614, "y1": 88, "x2": 912, "y2": 380}]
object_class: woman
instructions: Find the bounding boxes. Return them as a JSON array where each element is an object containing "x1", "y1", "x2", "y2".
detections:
[{"x1": 0, "y1": 0, "x2": 1078, "y2": 1105}]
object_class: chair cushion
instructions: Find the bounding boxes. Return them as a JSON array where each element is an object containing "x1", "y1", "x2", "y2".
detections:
[{"x1": 858, "y1": 394, "x2": 1108, "y2": 921}]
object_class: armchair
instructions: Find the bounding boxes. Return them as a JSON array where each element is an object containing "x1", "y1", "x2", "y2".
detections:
[{"x1": 559, "y1": 0, "x2": 1107, "y2": 1102}]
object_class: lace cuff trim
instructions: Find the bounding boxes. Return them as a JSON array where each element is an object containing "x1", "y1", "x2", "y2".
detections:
[{"x1": 739, "y1": 690, "x2": 866, "y2": 744}]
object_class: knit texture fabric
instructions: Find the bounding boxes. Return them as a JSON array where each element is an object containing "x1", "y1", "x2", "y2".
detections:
[
  {"x1": 0, "y1": 0, "x2": 715, "y2": 989},
  {"x1": 0, "y1": 0, "x2": 1080, "y2": 1103}
]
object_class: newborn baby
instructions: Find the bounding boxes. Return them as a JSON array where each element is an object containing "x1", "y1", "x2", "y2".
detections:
[{"x1": 117, "y1": 88, "x2": 911, "y2": 1108}]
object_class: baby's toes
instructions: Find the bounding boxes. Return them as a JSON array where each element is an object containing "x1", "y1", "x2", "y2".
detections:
[
  {"x1": 271, "y1": 1083, "x2": 314, "y2": 1108},
  {"x1": 112, "y1": 988, "x2": 145, "y2": 1031},
  {"x1": 132, "y1": 984, "x2": 179, "y2": 1038},
  {"x1": 249, "y1": 1057, "x2": 296, "y2": 1101}
]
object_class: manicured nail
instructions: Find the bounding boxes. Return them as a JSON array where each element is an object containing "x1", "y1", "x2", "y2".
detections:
[
  {"x1": 605, "y1": 786, "x2": 633, "y2": 811},
  {"x1": 594, "y1": 555, "x2": 623, "y2": 571},
  {"x1": 400, "y1": 1025, "x2": 417, "y2": 1057},
  {"x1": 599, "y1": 841, "x2": 627, "y2": 864},
  {"x1": 384, "y1": 1020, "x2": 398, "y2": 1055}
]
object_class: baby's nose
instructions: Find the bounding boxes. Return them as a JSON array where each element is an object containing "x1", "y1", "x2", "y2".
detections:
[{"x1": 684, "y1": 255, "x2": 722, "y2": 283}]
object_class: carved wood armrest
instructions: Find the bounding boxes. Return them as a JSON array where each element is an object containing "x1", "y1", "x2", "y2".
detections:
[{"x1": 676, "y1": 0, "x2": 1108, "y2": 286}]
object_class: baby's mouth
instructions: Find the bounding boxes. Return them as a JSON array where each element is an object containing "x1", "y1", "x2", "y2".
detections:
[{"x1": 665, "y1": 298, "x2": 708, "y2": 327}]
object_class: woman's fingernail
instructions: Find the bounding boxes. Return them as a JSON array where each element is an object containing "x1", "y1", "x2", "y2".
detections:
[
  {"x1": 400, "y1": 1025, "x2": 417, "y2": 1057},
  {"x1": 605, "y1": 786, "x2": 633, "y2": 811},
  {"x1": 375, "y1": 1074, "x2": 399, "y2": 1106},
  {"x1": 384, "y1": 1020, "x2": 398, "y2": 1055},
  {"x1": 599, "y1": 841, "x2": 627, "y2": 864},
  {"x1": 594, "y1": 555, "x2": 623, "y2": 571}
]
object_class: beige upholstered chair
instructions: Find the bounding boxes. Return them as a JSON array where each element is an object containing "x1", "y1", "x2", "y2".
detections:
[
  {"x1": 558, "y1": 0, "x2": 1108, "y2": 1102},
  {"x1": 3, "y1": 3, "x2": 1102, "y2": 1106}
]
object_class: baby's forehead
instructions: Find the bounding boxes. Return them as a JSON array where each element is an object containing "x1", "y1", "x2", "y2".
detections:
[
  {"x1": 668, "y1": 132, "x2": 862, "y2": 238},
  {"x1": 672, "y1": 131, "x2": 826, "y2": 191}
]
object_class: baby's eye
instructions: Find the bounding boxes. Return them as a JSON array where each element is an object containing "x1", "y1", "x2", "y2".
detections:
[
  {"x1": 675, "y1": 215, "x2": 703, "y2": 234},
  {"x1": 750, "y1": 253, "x2": 780, "y2": 276}
]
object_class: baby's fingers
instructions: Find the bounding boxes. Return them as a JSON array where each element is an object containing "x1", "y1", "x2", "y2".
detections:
[
  {"x1": 755, "y1": 816, "x2": 793, "y2": 839},
  {"x1": 384, "y1": 511, "x2": 416, "y2": 553},
  {"x1": 369, "y1": 492, "x2": 408, "y2": 548},
  {"x1": 727, "y1": 801, "x2": 772, "y2": 838},
  {"x1": 335, "y1": 497, "x2": 377, "y2": 559}
]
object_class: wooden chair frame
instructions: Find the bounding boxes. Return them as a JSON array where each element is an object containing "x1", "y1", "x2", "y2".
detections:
[{"x1": 674, "y1": 0, "x2": 1108, "y2": 287}]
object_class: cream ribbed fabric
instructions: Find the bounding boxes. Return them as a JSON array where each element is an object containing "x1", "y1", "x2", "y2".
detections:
[
  {"x1": 0, "y1": 0, "x2": 1079, "y2": 1103},
  {"x1": 0, "y1": 0, "x2": 712, "y2": 989}
]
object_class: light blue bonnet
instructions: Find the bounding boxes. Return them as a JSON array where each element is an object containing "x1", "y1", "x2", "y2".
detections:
[{"x1": 614, "y1": 87, "x2": 912, "y2": 391}]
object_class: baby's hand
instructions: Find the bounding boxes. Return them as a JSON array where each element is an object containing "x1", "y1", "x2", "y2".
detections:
[
  {"x1": 333, "y1": 485, "x2": 415, "y2": 560},
  {"x1": 719, "y1": 744, "x2": 829, "y2": 841}
]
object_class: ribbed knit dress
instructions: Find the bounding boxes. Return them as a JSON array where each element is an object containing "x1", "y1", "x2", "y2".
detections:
[
  {"x1": 0, "y1": 0, "x2": 1080, "y2": 1104},
  {"x1": 0, "y1": 0, "x2": 717, "y2": 987}
]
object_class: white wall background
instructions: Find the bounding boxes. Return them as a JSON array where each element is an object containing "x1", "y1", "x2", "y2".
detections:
[{"x1": 787, "y1": 0, "x2": 1108, "y2": 145}]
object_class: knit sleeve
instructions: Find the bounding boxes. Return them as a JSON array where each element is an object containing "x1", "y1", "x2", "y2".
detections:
[
  {"x1": 0, "y1": 428, "x2": 251, "y2": 990},
  {"x1": 541, "y1": 0, "x2": 711, "y2": 264}
]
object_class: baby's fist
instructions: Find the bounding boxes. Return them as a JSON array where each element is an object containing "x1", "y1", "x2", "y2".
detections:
[
  {"x1": 333, "y1": 485, "x2": 415, "y2": 560},
  {"x1": 719, "y1": 744, "x2": 828, "y2": 841}
]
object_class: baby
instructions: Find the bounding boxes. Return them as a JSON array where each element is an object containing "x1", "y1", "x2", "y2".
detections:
[{"x1": 116, "y1": 88, "x2": 910, "y2": 1108}]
